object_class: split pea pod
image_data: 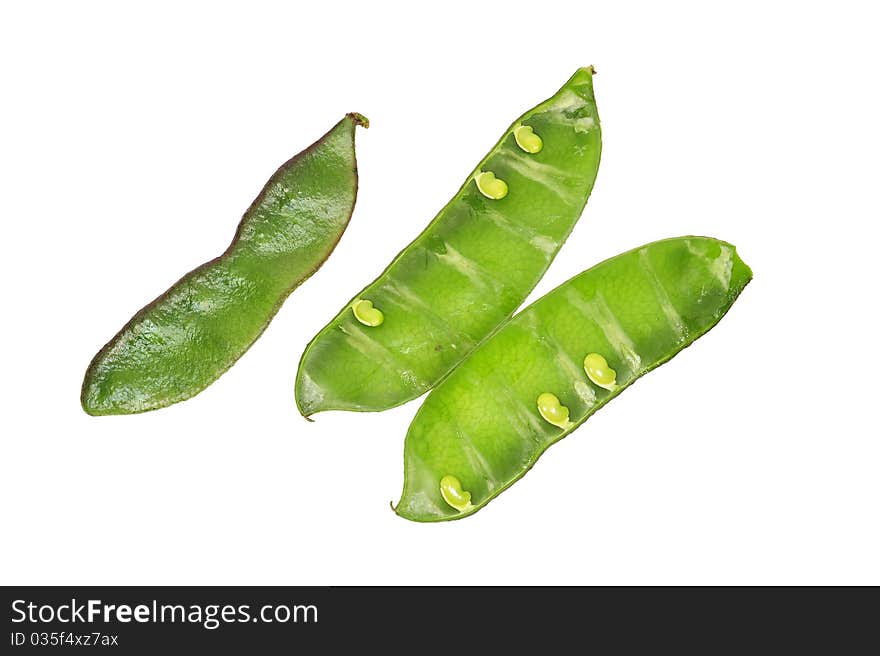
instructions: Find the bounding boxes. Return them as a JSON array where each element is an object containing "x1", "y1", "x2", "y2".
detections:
[
  {"x1": 296, "y1": 68, "x2": 601, "y2": 416},
  {"x1": 395, "y1": 237, "x2": 752, "y2": 521},
  {"x1": 82, "y1": 113, "x2": 368, "y2": 415}
]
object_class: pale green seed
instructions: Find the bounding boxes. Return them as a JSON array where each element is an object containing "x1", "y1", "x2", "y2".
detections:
[
  {"x1": 536, "y1": 392, "x2": 572, "y2": 429},
  {"x1": 584, "y1": 352, "x2": 616, "y2": 390},
  {"x1": 351, "y1": 299, "x2": 384, "y2": 327},
  {"x1": 475, "y1": 171, "x2": 508, "y2": 200},
  {"x1": 439, "y1": 475, "x2": 473, "y2": 512},
  {"x1": 513, "y1": 125, "x2": 543, "y2": 153}
]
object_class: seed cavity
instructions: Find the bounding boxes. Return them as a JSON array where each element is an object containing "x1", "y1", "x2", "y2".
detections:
[
  {"x1": 475, "y1": 171, "x2": 508, "y2": 200},
  {"x1": 439, "y1": 475, "x2": 473, "y2": 512},
  {"x1": 536, "y1": 392, "x2": 573, "y2": 429},
  {"x1": 351, "y1": 299, "x2": 384, "y2": 327},
  {"x1": 584, "y1": 352, "x2": 616, "y2": 390},
  {"x1": 514, "y1": 125, "x2": 543, "y2": 153}
]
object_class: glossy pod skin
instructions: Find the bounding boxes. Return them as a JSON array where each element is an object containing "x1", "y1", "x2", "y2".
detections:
[
  {"x1": 296, "y1": 68, "x2": 601, "y2": 416},
  {"x1": 82, "y1": 114, "x2": 368, "y2": 415},
  {"x1": 395, "y1": 237, "x2": 752, "y2": 521}
]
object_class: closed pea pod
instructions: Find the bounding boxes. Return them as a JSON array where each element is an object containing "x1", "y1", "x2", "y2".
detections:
[
  {"x1": 82, "y1": 113, "x2": 368, "y2": 415},
  {"x1": 296, "y1": 68, "x2": 601, "y2": 416},
  {"x1": 395, "y1": 237, "x2": 752, "y2": 521}
]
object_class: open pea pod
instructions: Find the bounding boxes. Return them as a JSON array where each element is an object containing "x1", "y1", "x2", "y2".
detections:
[
  {"x1": 395, "y1": 237, "x2": 752, "y2": 521},
  {"x1": 82, "y1": 113, "x2": 368, "y2": 415},
  {"x1": 296, "y1": 67, "x2": 601, "y2": 416}
]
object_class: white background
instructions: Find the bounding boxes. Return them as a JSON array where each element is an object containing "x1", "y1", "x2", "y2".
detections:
[{"x1": 1, "y1": 1, "x2": 877, "y2": 585}]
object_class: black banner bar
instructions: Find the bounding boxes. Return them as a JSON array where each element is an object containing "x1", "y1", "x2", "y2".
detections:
[{"x1": 2, "y1": 586, "x2": 875, "y2": 652}]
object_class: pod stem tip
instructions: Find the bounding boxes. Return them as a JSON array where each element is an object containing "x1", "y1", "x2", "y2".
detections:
[{"x1": 347, "y1": 112, "x2": 369, "y2": 129}]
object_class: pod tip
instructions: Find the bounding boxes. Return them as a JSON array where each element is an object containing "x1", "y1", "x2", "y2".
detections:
[
  {"x1": 347, "y1": 112, "x2": 369, "y2": 129},
  {"x1": 565, "y1": 66, "x2": 597, "y2": 89}
]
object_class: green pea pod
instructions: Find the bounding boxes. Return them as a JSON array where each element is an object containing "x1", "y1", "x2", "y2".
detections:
[
  {"x1": 82, "y1": 113, "x2": 369, "y2": 415},
  {"x1": 296, "y1": 68, "x2": 601, "y2": 416},
  {"x1": 395, "y1": 237, "x2": 752, "y2": 521}
]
